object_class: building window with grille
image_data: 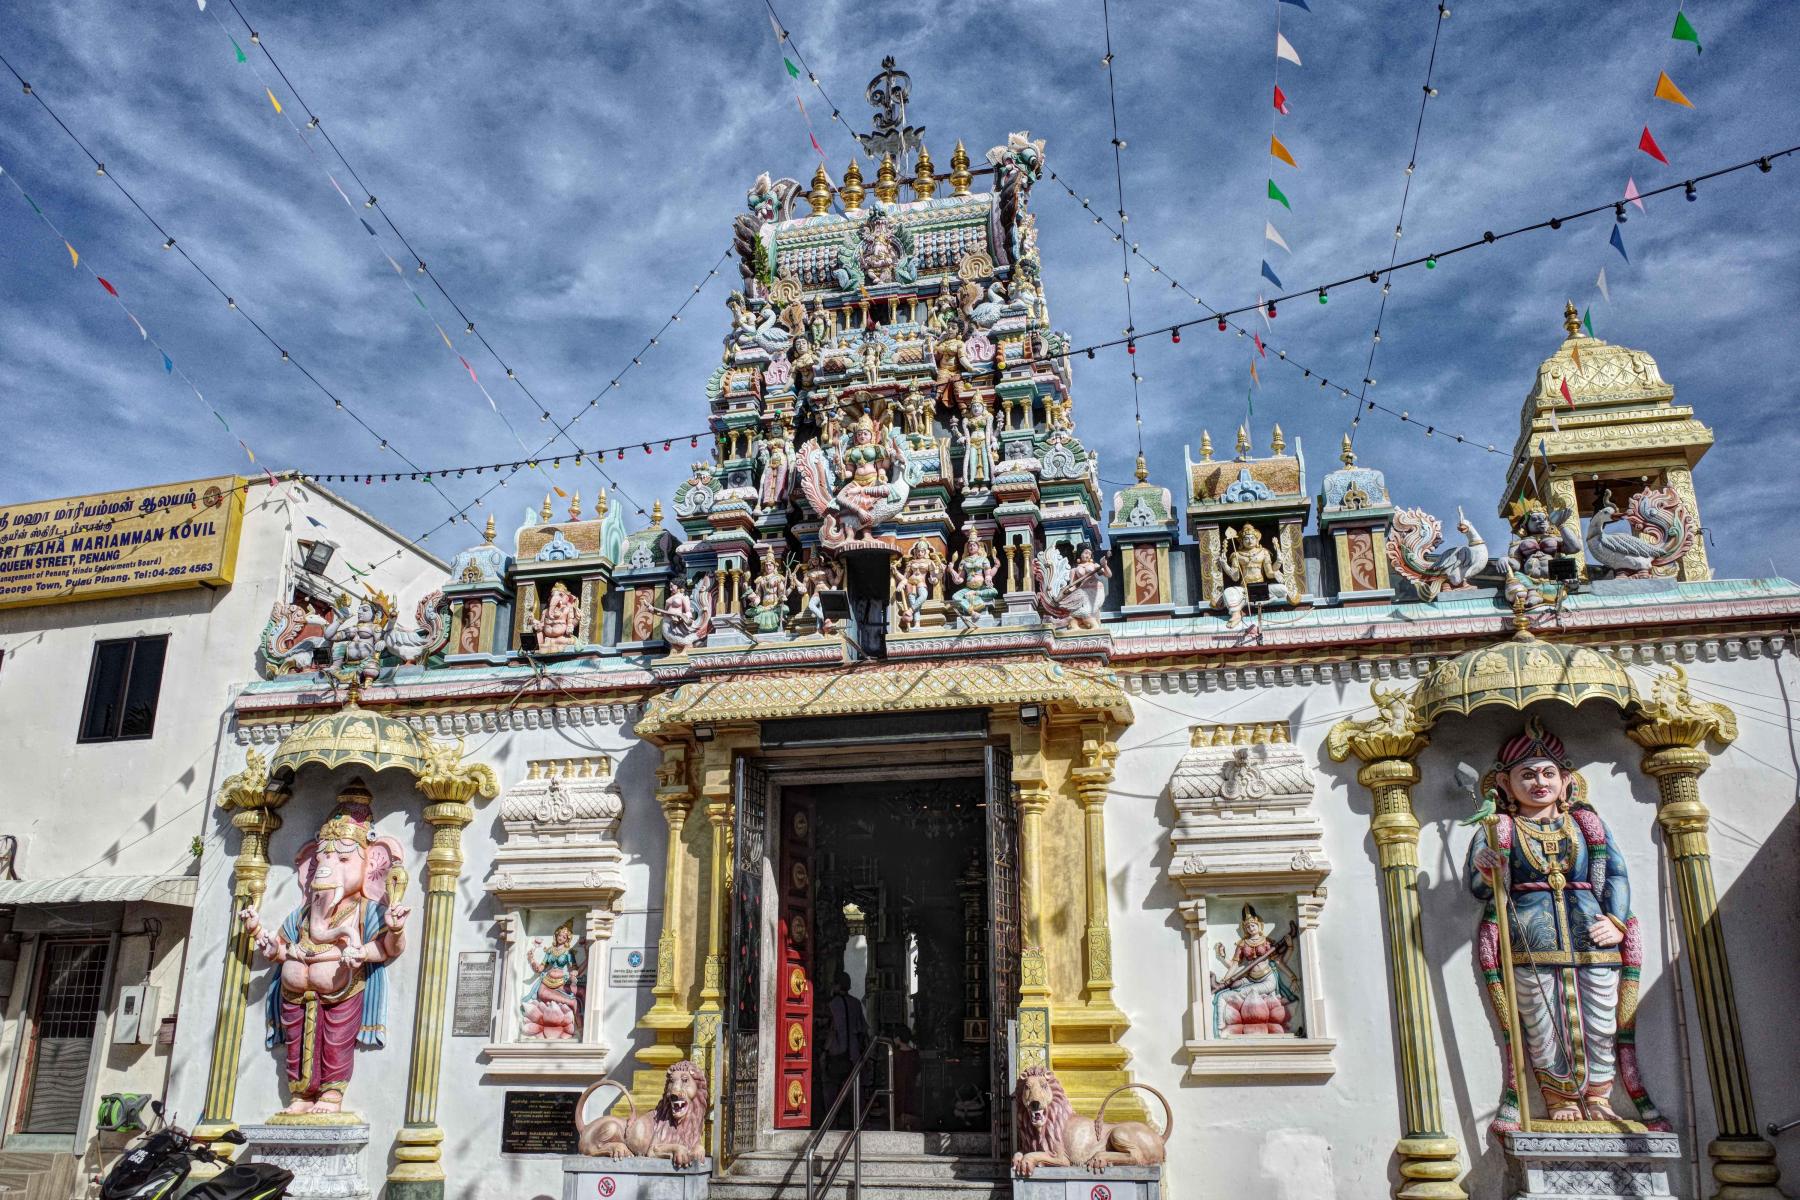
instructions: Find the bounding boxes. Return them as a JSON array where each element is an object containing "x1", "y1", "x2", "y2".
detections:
[
  {"x1": 14, "y1": 940, "x2": 110, "y2": 1135},
  {"x1": 77, "y1": 635, "x2": 168, "y2": 743}
]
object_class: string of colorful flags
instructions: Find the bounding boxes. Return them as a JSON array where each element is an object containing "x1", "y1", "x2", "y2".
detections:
[
  {"x1": 1096, "y1": 0, "x2": 1148, "y2": 456},
  {"x1": 0, "y1": 48, "x2": 467, "y2": 525},
  {"x1": 0, "y1": 159, "x2": 263, "y2": 468},
  {"x1": 760, "y1": 0, "x2": 868, "y2": 165},
  {"x1": 1252, "y1": 0, "x2": 1312, "y2": 420},
  {"x1": 1045, "y1": 168, "x2": 1506, "y2": 455},
  {"x1": 1570, "y1": 4, "x2": 1707, "y2": 381},
  {"x1": 1341, "y1": 0, "x2": 1452, "y2": 447}
]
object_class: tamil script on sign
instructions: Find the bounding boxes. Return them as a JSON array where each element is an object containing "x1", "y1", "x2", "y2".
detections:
[{"x1": 0, "y1": 476, "x2": 245, "y2": 609}]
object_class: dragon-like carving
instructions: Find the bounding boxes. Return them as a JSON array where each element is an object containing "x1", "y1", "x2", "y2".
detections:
[
  {"x1": 986, "y1": 131, "x2": 1045, "y2": 268},
  {"x1": 732, "y1": 173, "x2": 801, "y2": 293},
  {"x1": 1387, "y1": 506, "x2": 1489, "y2": 601}
]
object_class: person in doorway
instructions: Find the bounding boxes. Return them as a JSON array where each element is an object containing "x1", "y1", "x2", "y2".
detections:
[{"x1": 822, "y1": 971, "x2": 869, "y2": 1125}]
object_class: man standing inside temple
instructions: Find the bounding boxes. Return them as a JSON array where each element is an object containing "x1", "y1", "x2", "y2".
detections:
[
  {"x1": 1466, "y1": 717, "x2": 1665, "y2": 1132},
  {"x1": 822, "y1": 971, "x2": 869, "y2": 1123}
]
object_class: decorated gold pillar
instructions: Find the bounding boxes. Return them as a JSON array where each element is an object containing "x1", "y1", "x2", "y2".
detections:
[
  {"x1": 1072, "y1": 724, "x2": 1118, "y2": 1005},
  {"x1": 1014, "y1": 777, "x2": 1053, "y2": 1070},
  {"x1": 1628, "y1": 668, "x2": 1783, "y2": 1198},
  {"x1": 631, "y1": 743, "x2": 698, "y2": 1108},
  {"x1": 1329, "y1": 708, "x2": 1467, "y2": 1200},
  {"x1": 691, "y1": 737, "x2": 744, "y2": 1059},
  {"x1": 194, "y1": 750, "x2": 287, "y2": 1148},
  {"x1": 389, "y1": 752, "x2": 498, "y2": 1199}
]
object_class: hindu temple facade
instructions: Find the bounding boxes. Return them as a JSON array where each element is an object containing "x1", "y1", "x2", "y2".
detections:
[{"x1": 164, "y1": 124, "x2": 1799, "y2": 1200}]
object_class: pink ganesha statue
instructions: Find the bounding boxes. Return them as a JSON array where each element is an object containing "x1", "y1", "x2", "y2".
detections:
[{"x1": 240, "y1": 781, "x2": 409, "y2": 1116}]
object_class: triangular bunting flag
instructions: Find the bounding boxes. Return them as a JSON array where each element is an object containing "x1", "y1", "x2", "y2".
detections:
[
  {"x1": 1270, "y1": 135, "x2": 1298, "y2": 168},
  {"x1": 1267, "y1": 179, "x2": 1291, "y2": 209},
  {"x1": 1654, "y1": 71, "x2": 1694, "y2": 108},
  {"x1": 1264, "y1": 221, "x2": 1290, "y2": 253},
  {"x1": 1672, "y1": 10, "x2": 1701, "y2": 53},
  {"x1": 811, "y1": 132, "x2": 824, "y2": 157},
  {"x1": 360, "y1": 217, "x2": 378, "y2": 237},
  {"x1": 1582, "y1": 308, "x2": 1594, "y2": 336},
  {"x1": 768, "y1": 11, "x2": 786, "y2": 42},
  {"x1": 1596, "y1": 267, "x2": 1611, "y2": 303},
  {"x1": 230, "y1": 36, "x2": 247, "y2": 63},
  {"x1": 1275, "y1": 32, "x2": 1302, "y2": 65},
  {"x1": 553, "y1": 487, "x2": 569, "y2": 498},
  {"x1": 784, "y1": 57, "x2": 800, "y2": 79},
  {"x1": 1254, "y1": 333, "x2": 1267, "y2": 357},
  {"x1": 97, "y1": 277, "x2": 118, "y2": 296},
  {"x1": 1559, "y1": 378, "x2": 1574, "y2": 408},
  {"x1": 1273, "y1": 84, "x2": 1290, "y2": 115},
  {"x1": 1624, "y1": 177, "x2": 1645, "y2": 212},
  {"x1": 459, "y1": 355, "x2": 479, "y2": 383},
  {"x1": 412, "y1": 289, "x2": 428, "y2": 311},
  {"x1": 1638, "y1": 126, "x2": 1669, "y2": 164},
  {"x1": 24, "y1": 192, "x2": 42, "y2": 215},
  {"x1": 65, "y1": 241, "x2": 78, "y2": 269},
  {"x1": 214, "y1": 411, "x2": 230, "y2": 430},
  {"x1": 436, "y1": 324, "x2": 454, "y2": 350},
  {"x1": 1279, "y1": 0, "x2": 1310, "y2": 8},
  {"x1": 196, "y1": 0, "x2": 205, "y2": 10},
  {"x1": 128, "y1": 312, "x2": 148, "y2": 339},
  {"x1": 329, "y1": 175, "x2": 353, "y2": 207},
  {"x1": 1609, "y1": 224, "x2": 1629, "y2": 262},
  {"x1": 266, "y1": 88, "x2": 282, "y2": 115},
  {"x1": 1570, "y1": 343, "x2": 1583, "y2": 370},
  {"x1": 305, "y1": 515, "x2": 326, "y2": 528},
  {"x1": 1261, "y1": 260, "x2": 1283, "y2": 288},
  {"x1": 1247, "y1": 386, "x2": 1255, "y2": 418},
  {"x1": 163, "y1": 353, "x2": 174, "y2": 374},
  {"x1": 1250, "y1": 359, "x2": 1261, "y2": 386},
  {"x1": 347, "y1": 562, "x2": 369, "y2": 578},
  {"x1": 1549, "y1": 408, "x2": 1561, "y2": 432},
  {"x1": 241, "y1": 441, "x2": 256, "y2": 464},
  {"x1": 386, "y1": 254, "x2": 404, "y2": 275}
]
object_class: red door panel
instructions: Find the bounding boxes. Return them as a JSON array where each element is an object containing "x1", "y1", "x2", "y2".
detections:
[{"x1": 775, "y1": 792, "x2": 814, "y2": 1128}]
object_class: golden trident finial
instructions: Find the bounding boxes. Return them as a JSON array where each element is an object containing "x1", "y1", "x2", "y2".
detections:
[{"x1": 839, "y1": 159, "x2": 866, "y2": 213}]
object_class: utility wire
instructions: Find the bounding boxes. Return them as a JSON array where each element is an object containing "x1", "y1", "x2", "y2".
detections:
[{"x1": 1096, "y1": 0, "x2": 1146, "y2": 454}]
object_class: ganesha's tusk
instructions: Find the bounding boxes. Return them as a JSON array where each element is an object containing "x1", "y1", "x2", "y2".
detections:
[{"x1": 386, "y1": 865, "x2": 410, "y2": 905}]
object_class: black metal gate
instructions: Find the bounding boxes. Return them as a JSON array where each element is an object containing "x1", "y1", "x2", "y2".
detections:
[
  {"x1": 724, "y1": 756, "x2": 770, "y2": 1163},
  {"x1": 984, "y1": 744, "x2": 1019, "y2": 1160}
]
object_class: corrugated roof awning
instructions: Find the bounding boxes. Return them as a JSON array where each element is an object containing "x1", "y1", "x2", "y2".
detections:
[{"x1": 0, "y1": 874, "x2": 197, "y2": 907}]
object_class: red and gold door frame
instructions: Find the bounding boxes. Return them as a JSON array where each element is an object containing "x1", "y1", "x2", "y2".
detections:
[{"x1": 775, "y1": 792, "x2": 815, "y2": 1128}]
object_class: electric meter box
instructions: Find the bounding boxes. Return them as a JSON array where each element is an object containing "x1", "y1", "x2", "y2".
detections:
[{"x1": 113, "y1": 984, "x2": 160, "y2": 1045}]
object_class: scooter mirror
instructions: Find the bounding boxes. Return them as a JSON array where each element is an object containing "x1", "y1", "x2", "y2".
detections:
[
  {"x1": 151, "y1": 1100, "x2": 165, "y2": 1117},
  {"x1": 222, "y1": 1129, "x2": 248, "y2": 1145}
]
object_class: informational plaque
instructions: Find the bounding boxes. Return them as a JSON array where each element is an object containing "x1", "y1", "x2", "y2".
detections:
[
  {"x1": 610, "y1": 945, "x2": 656, "y2": 989},
  {"x1": 451, "y1": 951, "x2": 496, "y2": 1038},
  {"x1": 0, "y1": 476, "x2": 245, "y2": 609},
  {"x1": 500, "y1": 1090, "x2": 580, "y2": 1155}
]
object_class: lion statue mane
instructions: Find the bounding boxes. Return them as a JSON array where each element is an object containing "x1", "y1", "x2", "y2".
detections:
[
  {"x1": 1011, "y1": 1065, "x2": 1172, "y2": 1177},
  {"x1": 575, "y1": 1059, "x2": 709, "y2": 1167}
]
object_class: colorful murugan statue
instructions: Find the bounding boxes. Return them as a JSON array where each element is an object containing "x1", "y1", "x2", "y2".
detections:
[
  {"x1": 240, "y1": 784, "x2": 409, "y2": 1116},
  {"x1": 745, "y1": 550, "x2": 792, "y2": 633},
  {"x1": 757, "y1": 421, "x2": 795, "y2": 511},
  {"x1": 955, "y1": 394, "x2": 996, "y2": 487},
  {"x1": 1465, "y1": 718, "x2": 1666, "y2": 1133},
  {"x1": 520, "y1": 920, "x2": 583, "y2": 1041},
  {"x1": 327, "y1": 594, "x2": 389, "y2": 685},
  {"x1": 529, "y1": 581, "x2": 583, "y2": 651},
  {"x1": 947, "y1": 532, "x2": 1001, "y2": 630},
  {"x1": 1209, "y1": 904, "x2": 1300, "y2": 1036}
]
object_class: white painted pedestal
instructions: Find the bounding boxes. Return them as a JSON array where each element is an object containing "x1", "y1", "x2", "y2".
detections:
[
  {"x1": 239, "y1": 1121, "x2": 371, "y2": 1200},
  {"x1": 1013, "y1": 1166, "x2": 1164, "y2": 1200},
  {"x1": 1500, "y1": 1130, "x2": 1682, "y2": 1199},
  {"x1": 560, "y1": 1156, "x2": 711, "y2": 1200}
]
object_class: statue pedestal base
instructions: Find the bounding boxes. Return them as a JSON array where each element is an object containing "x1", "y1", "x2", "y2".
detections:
[
  {"x1": 241, "y1": 1120, "x2": 371, "y2": 1200},
  {"x1": 560, "y1": 1156, "x2": 711, "y2": 1200},
  {"x1": 1500, "y1": 1130, "x2": 1681, "y2": 1199},
  {"x1": 1013, "y1": 1165, "x2": 1163, "y2": 1200}
]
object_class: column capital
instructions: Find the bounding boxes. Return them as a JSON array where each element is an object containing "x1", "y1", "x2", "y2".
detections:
[
  {"x1": 1627, "y1": 665, "x2": 1737, "y2": 756},
  {"x1": 1327, "y1": 683, "x2": 1429, "y2": 767},
  {"x1": 1016, "y1": 785, "x2": 1052, "y2": 817},
  {"x1": 415, "y1": 740, "x2": 500, "y2": 805}
]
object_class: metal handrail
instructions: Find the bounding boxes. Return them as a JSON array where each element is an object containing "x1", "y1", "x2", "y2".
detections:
[{"x1": 804, "y1": 1034, "x2": 895, "y2": 1199}]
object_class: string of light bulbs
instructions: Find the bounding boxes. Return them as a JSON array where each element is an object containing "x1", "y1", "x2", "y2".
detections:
[
  {"x1": 1343, "y1": 0, "x2": 1452, "y2": 448},
  {"x1": 1095, "y1": 0, "x2": 1146, "y2": 457},
  {"x1": 0, "y1": 49, "x2": 466, "y2": 523}
]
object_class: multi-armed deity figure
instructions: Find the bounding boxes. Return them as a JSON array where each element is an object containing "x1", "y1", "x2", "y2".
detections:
[
  {"x1": 240, "y1": 783, "x2": 410, "y2": 1116},
  {"x1": 520, "y1": 919, "x2": 583, "y2": 1041},
  {"x1": 1220, "y1": 524, "x2": 1290, "y2": 627},
  {"x1": 891, "y1": 541, "x2": 944, "y2": 632},
  {"x1": 947, "y1": 530, "x2": 1002, "y2": 629},
  {"x1": 527, "y1": 580, "x2": 583, "y2": 652},
  {"x1": 795, "y1": 411, "x2": 912, "y2": 549},
  {"x1": 1034, "y1": 544, "x2": 1111, "y2": 631},
  {"x1": 745, "y1": 549, "x2": 793, "y2": 634},
  {"x1": 1464, "y1": 718, "x2": 1665, "y2": 1133},
  {"x1": 1209, "y1": 904, "x2": 1300, "y2": 1037}
]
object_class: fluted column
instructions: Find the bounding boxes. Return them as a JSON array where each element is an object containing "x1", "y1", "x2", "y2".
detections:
[
  {"x1": 1628, "y1": 673, "x2": 1783, "y2": 1199},
  {"x1": 1015, "y1": 779, "x2": 1053, "y2": 1070},
  {"x1": 390, "y1": 752, "x2": 495, "y2": 1199},
  {"x1": 1329, "y1": 718, "x2": 1466, "y2": 1200},
  {"x1": 194, "y1": 751, "x2": 286, "y2": 1149},
  {"x1": 1071, "y1": 726, "x2": 1118, "y2": 1006},
  {"x1": 692, "y1": 739, "x2": 736, "y2": 1054}
]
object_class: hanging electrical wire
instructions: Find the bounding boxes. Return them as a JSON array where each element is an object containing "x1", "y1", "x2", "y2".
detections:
[{"x1": 1095, "y1": 0, "x2": 1146, "y2": 455}]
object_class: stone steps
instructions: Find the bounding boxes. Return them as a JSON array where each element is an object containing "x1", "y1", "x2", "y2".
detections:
[{"x1": 714, "y1": 1131, "x2": 1008, "y2": 1200}]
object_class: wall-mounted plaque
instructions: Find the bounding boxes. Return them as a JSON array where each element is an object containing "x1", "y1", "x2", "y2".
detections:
[
  {"x1": 451, "y1": 951, "x2": 497, "y2": 1038},
  {"x1": 500, "y1": 1090, "x2": 580, "y2": 1155},
  {"x1": 610, "y1": 945, "x2": 656, "y2": 989}
]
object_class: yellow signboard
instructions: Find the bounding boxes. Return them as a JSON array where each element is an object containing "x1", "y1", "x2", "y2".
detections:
[{"x1": 0, "y1": 476, "x2": 246, "y2": 609}]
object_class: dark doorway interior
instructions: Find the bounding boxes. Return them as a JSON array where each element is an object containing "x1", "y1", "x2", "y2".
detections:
[{"x1": 795, "y1": 777, "x2": 992, "y2": 1133}]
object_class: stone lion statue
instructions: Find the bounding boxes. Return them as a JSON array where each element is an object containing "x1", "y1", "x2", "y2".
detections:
[
  {"x1": 575, "y1": 1060, "x2": 709, "y2": 1167},
  {"x1": 1011, "y1": 1066, "x2": 1172, "y2": 1177}
]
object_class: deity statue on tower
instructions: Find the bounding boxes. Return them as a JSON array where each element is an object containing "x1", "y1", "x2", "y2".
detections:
[
  {"x1": 795, "y1": 411, "x2": 912, "y2": 549},
  {"x1": 240, "y1": 783, "x2": 409, "y2": 1116},
  {"x1": 1464, "y1": 718, "x2": 1666, "y2": 1133},
  {"x1": 520, "y1": 920, "x2": 584, "y2": 1041}
]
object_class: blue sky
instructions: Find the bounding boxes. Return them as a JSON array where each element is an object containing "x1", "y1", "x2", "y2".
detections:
[{"x1": 3, "y1": 0, "x2": 1796, "y2": 578}]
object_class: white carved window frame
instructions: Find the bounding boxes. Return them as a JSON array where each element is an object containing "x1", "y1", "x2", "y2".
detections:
[
  {"x1": 1168, "y1": 723, "x2": 1335, "y2": 1080},
  {"x1": 481, "y1": 756, "x2": 626, "y2": 1078}
]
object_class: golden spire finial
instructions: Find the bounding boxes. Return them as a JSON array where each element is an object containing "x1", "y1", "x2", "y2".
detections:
[
  {"x1": 569, "y1": 491, "x2": 581, "y2": 521},
  {"x1": 483, "y1": 513, "x2": 496, "y2": 544},
  {"x1": 540, "y1": 493, "x2": 553, "y2": 521},
  {"x1": 596, "y1": 488, "x2": 608, "y2": 517},
  {"x1": 1135, "y1": 452, "x2": 1149, "y2": 483},
  {"x1": 874, "y1": 153, "x2": 900, "y2": 204},
  {"x1": 1235, "y1": 425, "x2": 1251, "y2": 459},
  {"x1": 1200, "y1": 430, "x2": 1214, "y2": 461},
  {"x1": 840, "y1": 159, "x2": 866, "y2": 212},
  {"x1": 949, "y1": 141, "x2": 972, "y2": 197},
  {"x1": 1271, "y1": 424, "x2": 1286, "y2": 455},
  {"x1": 807, "y1": 162, "x2": 834, "y2": 216},
  {"x1": 1563, "y1": 299, "x2": 1581, "y2": 339},
  {"x1": 651, "y1": 500, "x2": 664, "y2": 528},
  {"x1": 1340, "y1": 433, "x2": 1355, "y2": 466},
  {"x1": 912, "y1": 144, "x2": 936, "y2": 201}
]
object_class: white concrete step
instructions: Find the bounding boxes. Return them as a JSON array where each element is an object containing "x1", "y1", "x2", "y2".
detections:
[
  {"x1": 715, "y1": 1134, "x2": 1008, "y2": 1199},
  {"x1": 758, "y1": 1130, "x2": 993, "y2": 1156}
]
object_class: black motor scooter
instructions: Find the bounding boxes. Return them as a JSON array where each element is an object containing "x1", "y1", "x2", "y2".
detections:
[{"x1": 97, "y1": 1101, "x2": 294, "y2": 1200}]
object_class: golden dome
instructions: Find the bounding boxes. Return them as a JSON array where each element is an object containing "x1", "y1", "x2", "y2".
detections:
[
  {"x1": 270, "y1": 697, "x2": 434, "y2": 781},
  {"x1": 1412, "y1": 631, "x2": 1638, "y2": 725}
]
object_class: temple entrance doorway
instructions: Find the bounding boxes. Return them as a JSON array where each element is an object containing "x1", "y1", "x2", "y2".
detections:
[{"x1": 723, "y1": 740, "x2": 1018, "y2": 1161}]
